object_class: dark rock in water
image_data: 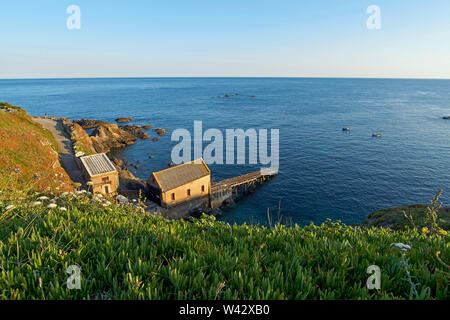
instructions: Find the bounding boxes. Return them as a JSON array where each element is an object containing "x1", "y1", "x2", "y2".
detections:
[
  {"x1": 131, "y1": 163, "x2": 138, "y2": 169},
  {"x1": 372, "y1": 133, "x2": 382, "y2": 138},
  {"x1": 142, "y1": 125, "x2": 153, "y2": 129},
  {"x1": 342, "y1": 127, "x2": 351, "y2": 131},
  {"x1": 443, "y1": 116, "x2": 450, "y2": 120},
  {"x1": 115, "y1": 117, "x2": 133, "y2": 123},
  {"x1": 137, "y1": 160, "x2": 142, "y2": 164},
  {"x1": 168, "y1": 162, "x2": 174, "y2": 167},
  {"x1": 125, "y1": 162, "x2": 130, "y2": 167},
  {"x1": 136, "y1": 131, "x2": 150, "y2": 140},
  {"x1": 149, "y1": 155, "x2": 154, "y2": 159},
  {"x1": 154, "y1": 128, "x2": 167, "y2": 135},
  {"x1": 250, "y1": 95, "x2": 256, "y2": 98},
  {"x1": 74, "y1": 119, "x2": 109, "y2": 129},
  {"x1": 152, "y1": 137, "x2": 160, "y2": 142},
  {"x1": 225, "y1": 94, "x2": 230, "y2": 98},
  {"x1": 120, "y1": 125, "x2": 143, "y2": 133}
]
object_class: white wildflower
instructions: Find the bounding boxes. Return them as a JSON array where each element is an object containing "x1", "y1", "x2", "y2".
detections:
[
  {"x1": 391, "y1": 243, "x2": 411, "y2": 252},
  {"x1": 30, "y1": 201, "x2": 42, "y2": 206},
  {"x1": 59, "y1": 207, "x2": 67, "y2": 211},
  {"x1": 37, "y1": 196, "x2": 49, "y2": 200},
  {"x1": 5, "y1": 205, "x2": 15, "y2": 210},
  {"x1": 47, "y1": 203, "x2": 57, "y2": 209},
  {"x1": 86, "y1": 181, "x2": 93, "y2": 186}
]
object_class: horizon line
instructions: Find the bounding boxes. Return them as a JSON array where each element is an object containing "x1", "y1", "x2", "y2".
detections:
[{"x1": 1, "y1": 76, "x2": 450, "y2": 81}]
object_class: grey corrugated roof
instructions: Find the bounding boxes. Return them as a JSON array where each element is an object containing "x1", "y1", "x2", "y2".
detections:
[
  {"x1": 80, "y1": 153, "x2": 116, "y2": 177},
  {"x1": 153, "y1": 158, "x2": 210, "y2": 191}
]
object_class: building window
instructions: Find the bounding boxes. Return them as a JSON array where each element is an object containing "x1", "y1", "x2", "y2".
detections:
[
  {"x1": 171, "y1": 193, "x2": 175, "y2": 201},
  {"x1": 102, "y1": 177, "x2": 109, "y2": 183},
  {"x1": 201, "y1": 185, "x2": 205, "y2": 193},
  {"x1": 187, "y1": 189, "x2": 191, "y2": 197},
  {"x1": 105, "y1": 186, "x2": 109, "y2": 194}
]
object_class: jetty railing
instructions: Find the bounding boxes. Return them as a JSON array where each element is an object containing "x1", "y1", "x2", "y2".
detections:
[{"x1": 211, "y1": 169, "x2": 277, "y2": 193}]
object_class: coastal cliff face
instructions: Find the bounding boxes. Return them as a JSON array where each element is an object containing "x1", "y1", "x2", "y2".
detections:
[
  {"x1": 62, "y1": 119, "x2": 97, "y2": 156},
  {"x1": 90, "y1": 123, "x2": 138, "y2": 153},
  {"x1": 73, "y1": 119, "x2": 141, "y2": 154}
]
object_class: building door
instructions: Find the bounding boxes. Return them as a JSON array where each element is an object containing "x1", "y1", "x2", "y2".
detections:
[{"x1": 105, "y1": 186, "x2": 109, "y2": 194}]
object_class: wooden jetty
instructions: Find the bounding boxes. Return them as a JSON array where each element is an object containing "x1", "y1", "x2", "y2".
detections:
[{"x1": 211, "y1": 169, "x2": 278, "y2": 194}]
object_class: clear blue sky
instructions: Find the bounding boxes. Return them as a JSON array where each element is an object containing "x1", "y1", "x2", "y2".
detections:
[{"x1": 0, "y1": 0, "x2": 449, "y2": 78}]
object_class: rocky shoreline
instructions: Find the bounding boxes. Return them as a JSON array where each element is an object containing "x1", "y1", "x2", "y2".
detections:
[{"x1": 61, "y1": 117, "x2": 171, "y2": 195}]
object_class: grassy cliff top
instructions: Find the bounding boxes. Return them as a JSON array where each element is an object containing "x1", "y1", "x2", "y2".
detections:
[
  {"x1": 0, "y1": 190, "x2": 448, "y2": 300},
  {"x1": 0, "y1": 103, "x2": 73, "y2": 193}
]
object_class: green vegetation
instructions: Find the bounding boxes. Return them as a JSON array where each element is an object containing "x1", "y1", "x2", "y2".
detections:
[
  {"x1": 0, "y1": 104, "x2": 73, "y2": 192},
  {"x1": 0, "y1": 188, "x2": 448, "y2": 300}
]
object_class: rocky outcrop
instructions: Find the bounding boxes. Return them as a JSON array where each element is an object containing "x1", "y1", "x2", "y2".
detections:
[
  {"x1": 120, "y1": 125, "x2": 143, "y2": 133},
  {"x1": 71, "y1": 118, "x2": 154, "y2": 155},
  {"x1": 61, "y1": 119, "x2": 97, "y2": 156},
  {"x1": 112, "y1": 158, "x2": 146, "y2": 191},
  {"x1": 120, "y1": 125, "x2": 151, "y2": 140},
  {"x1": 115, "y1": 117, "x2": 133, "y2": 123},
  {"x1": 136, "y1": 131, "x2": 150, "y2": 139},
  {"x1": 443, "y1": 116, "x2": 450, "y2": 120},
  {"x1": 90, "y1": 123, "x2": 137, "y2": 153},
  {"x1": 74, "y1": 119, "x2": 110, "y2": 129}
]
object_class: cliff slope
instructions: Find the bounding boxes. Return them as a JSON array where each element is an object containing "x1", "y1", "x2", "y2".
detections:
[{"x1": 0, "y1": 103, "x2": 73, "y2": 193}]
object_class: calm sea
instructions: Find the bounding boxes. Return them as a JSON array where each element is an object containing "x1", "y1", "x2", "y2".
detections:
[{"x1": 1, "y1": 78, "x2": 449, "y2": 226}]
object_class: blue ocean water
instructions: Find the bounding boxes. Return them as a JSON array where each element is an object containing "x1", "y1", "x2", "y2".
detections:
[{"x1": 1, "y1": 78, "x2": 449, "y2": 226}]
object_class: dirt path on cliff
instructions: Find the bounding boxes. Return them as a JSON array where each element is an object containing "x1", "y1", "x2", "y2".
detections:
[{"x1": 32, "y1": 117, "x2": 85, "y2": 185}]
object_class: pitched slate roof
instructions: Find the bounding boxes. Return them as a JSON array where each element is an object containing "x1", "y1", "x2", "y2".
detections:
[
  {"x1": 79, "y1": 153, "x2": 116, "y2": 177},
  {"x1": 152, "y1": 158, "x2": 210, "y2": 192}
]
